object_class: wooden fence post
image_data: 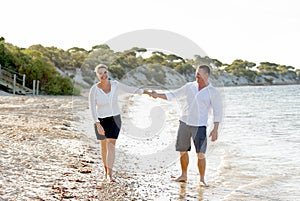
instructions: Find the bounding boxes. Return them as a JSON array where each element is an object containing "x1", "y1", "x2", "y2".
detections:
[
  {"x1": 23, "y1": 74, "x2": 26, "y2": 87},
  {"x1": 36, "y1": 80, "x2": 39, "y2": 95},
  {"x1": 13, "y1": 74, "x2": 16, "y2": 95},
  {"x1": 33, "y1": 80, "x2": 36, "y2": 95}
]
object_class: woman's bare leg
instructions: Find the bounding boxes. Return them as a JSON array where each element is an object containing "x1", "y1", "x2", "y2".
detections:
[
  {"x1": 100, "y1": 139, "x2": 108, "y2": 178},
  {"x1": 106, "y1": 138, "x2": 117, "y2": 182}
]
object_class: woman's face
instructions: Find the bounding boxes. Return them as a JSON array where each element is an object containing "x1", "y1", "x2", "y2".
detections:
[{"x1": 96, "y1": 67, "x2": 109, "y2": 82}]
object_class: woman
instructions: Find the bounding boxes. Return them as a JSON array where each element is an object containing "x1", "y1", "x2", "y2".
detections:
[{"x1": 89, "y1": 64, "x2": 150, "y2": 182}]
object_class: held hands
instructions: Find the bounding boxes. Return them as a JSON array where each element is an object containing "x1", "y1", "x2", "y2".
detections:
[{"x1": 144, "y1": 89, "x2": 158, "y2": 99}]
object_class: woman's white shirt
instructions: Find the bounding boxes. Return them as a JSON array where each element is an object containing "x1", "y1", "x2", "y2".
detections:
[{"x1": 89, "y1": 80, "x2": 143, "y2": 122}]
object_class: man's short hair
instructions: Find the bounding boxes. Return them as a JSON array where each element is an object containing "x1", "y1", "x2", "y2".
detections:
[{"x1": 197, "y1": 65, "x2": 211, "y2": 75}]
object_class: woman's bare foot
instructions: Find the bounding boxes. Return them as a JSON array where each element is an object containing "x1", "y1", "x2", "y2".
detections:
[
  {"x1": 96, "y1": 183, "x2": 103, "y2": 189},
  {"x1": 101, "y1": 170, "x2": 108, "y2": 181},
  {"x1": 107, "y1": 175, "x2": 116, "y2": 183},
  {"x1": 175, "y1": 175, "x2": 187, "y2": 182}
]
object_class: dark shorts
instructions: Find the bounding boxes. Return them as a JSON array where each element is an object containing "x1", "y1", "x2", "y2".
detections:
[
  {"x1": 95, "y1": 115, "x2": 122, "y2": 140},
  {"x1": 176, "y1": 121, "x2": 207, "y2": 153}
]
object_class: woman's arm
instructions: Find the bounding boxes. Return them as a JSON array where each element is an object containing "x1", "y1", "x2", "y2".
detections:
[
  {"x1": 117, "y1": 81, "x2": 144, "y2": 94},
  {"x1": 89, "y1": 86, "x2": 105, "y2": 135},
  {"x1": 88, "y1": 86, "x2": 99, "y2": 122}
]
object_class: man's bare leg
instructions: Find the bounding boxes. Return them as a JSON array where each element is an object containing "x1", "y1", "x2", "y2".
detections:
[
  {"x1": 106, "y1": 138, "x2": 116, "y2": 182},
  {"x1": 100, "y1": 139, "x2": 108, "y2": 178},
  {"x1": 197, "y1": 152, "x2": 208, "y2": 186},
  {"x1": 175, "y1": 152, "x2": 189, "y2": 182}
]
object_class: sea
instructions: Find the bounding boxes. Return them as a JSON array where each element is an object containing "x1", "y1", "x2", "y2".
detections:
[{"x1": 201, "y1": 84, "x2": 300, "y2": 200}]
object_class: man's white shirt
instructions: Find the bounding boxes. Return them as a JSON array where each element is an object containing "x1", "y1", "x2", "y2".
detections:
[{"x1": 165, "y1": 81, "x2": 222, "y2": 127}]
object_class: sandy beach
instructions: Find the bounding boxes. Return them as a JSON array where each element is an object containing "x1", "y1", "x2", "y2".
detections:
[
  {"x1": 0, "y1": 95, "x2": 93, "y2": 200},
  {"x1": 0, "y1": 94, "x2": 145, "y2": 200},
  {"x1": 1, "y1": 85, "x2": 299, "y2": 200}
]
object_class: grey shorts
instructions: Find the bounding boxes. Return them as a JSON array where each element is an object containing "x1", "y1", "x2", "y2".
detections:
[{"x1": 176, "y1": 121, "x2": 207, "y2": 153}]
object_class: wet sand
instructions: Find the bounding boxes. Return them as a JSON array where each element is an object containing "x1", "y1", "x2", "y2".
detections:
[{"x1": 0, "y1": 94, "x2": 217, "y2": 200}]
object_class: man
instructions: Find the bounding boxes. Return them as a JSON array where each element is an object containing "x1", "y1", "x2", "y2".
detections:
[{"x1": 150, "y1": 65, "x2": 222, "y2": 186}]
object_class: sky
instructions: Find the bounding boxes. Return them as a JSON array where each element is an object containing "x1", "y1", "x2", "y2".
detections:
[{"x1": 1, "y1": 0, "x2": 300, "y2": 68}]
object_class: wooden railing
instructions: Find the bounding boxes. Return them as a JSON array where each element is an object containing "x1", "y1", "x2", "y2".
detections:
[{"x1": 0, "y1": 65, "x2": 37, "y2": 95}]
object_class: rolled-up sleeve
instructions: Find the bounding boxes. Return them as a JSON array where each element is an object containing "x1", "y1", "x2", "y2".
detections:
[{"x1": 209, "y1": 88, "x2": 223, "y2": 122}]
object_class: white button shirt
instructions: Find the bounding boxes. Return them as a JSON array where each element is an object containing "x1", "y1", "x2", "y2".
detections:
[
  {"x1": 165, "y1": 81, "x2": 222, "y2": 127},
  {"x1": 89, "y1": 80, "x2": 144, "y2": 122}
]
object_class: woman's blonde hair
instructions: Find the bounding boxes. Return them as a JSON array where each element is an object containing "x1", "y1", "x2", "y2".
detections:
[{"x1": 94, "y1": 64, "x2": 108, "y2": 73}]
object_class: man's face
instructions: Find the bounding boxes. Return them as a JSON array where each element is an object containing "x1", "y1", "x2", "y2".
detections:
[{"x1": 195, "y1": 68, "x2": 209, "y2": 84}]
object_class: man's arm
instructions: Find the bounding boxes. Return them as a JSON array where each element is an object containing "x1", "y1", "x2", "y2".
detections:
[
  {"x1": 209, "y1": 122, "x2": 219, "y2": 141},
  {"x1": 150, "y1": 83, "x2": 189, "y2": 100},
  {"x1": 209, "y1": 88, "x2": 222, "y2": 142}
]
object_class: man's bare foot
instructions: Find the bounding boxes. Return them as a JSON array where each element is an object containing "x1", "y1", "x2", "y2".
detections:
[
  {"x1": 200, "y1": 181, "x2": 209, "y2": 187},
  {"x1": 175, "y1": 175, "x2": 187, "y2": 182}
]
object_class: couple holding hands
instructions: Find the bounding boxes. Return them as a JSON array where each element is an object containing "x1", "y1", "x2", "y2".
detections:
[{"x1": 89, "y1": 64, "x2": 222, "y2": 185}]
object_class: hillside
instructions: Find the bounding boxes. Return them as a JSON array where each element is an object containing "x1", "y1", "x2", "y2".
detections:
[{"x1": 1, "y1": 38, "x2": 299, "y2": 95}]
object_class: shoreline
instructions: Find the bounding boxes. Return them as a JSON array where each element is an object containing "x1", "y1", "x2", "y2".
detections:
[{"x1": 1, "y1": 82, "x2": 299, "y2": 96}]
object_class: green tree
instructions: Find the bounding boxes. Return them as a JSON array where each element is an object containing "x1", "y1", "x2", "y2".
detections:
[
  {"x1": 109, "y1": 64, "x2": 125, "y2": 79},
  {"x1": 174, "y1": 63, "x2": 194, "y2": 75},
  {"x1": 146, "y1": 53, "x2": 164, "y2": 64},
  {"x1": 91, "y1": 44, "x2": 110, "y2": 51},
  {"x1": 225, "y1": 59, "x2": 257, "y2": 81}
]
